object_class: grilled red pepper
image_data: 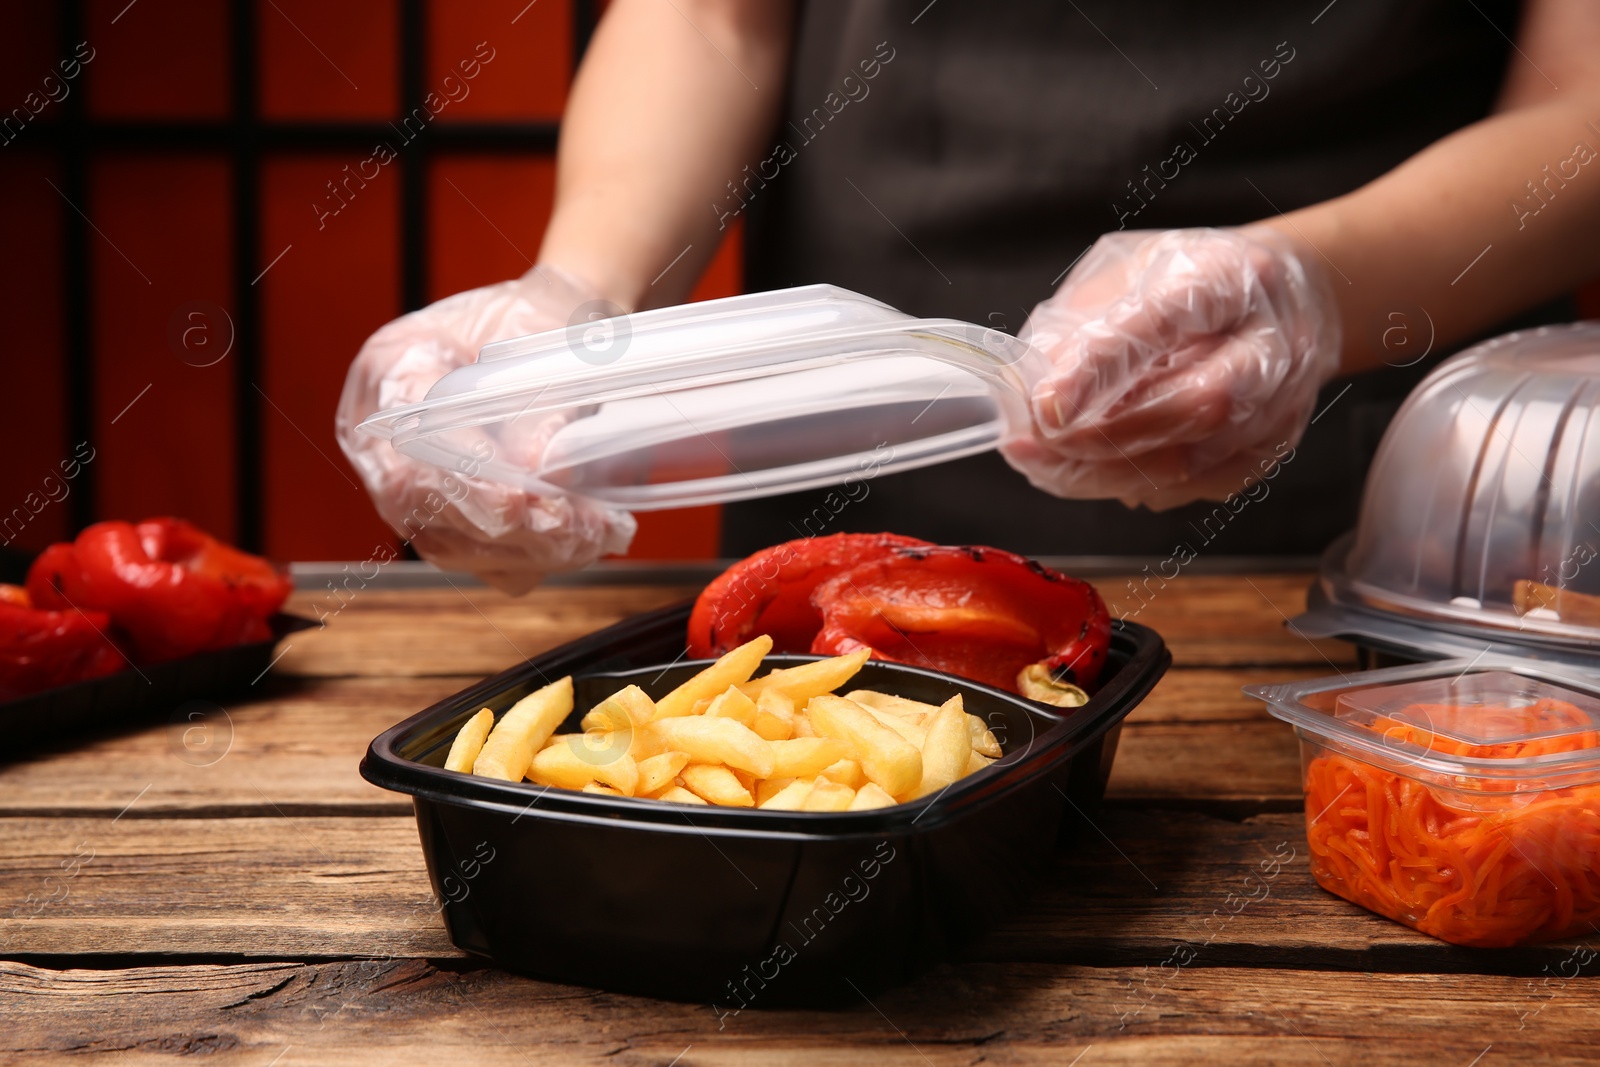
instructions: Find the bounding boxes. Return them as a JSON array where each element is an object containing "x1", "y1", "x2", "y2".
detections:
[
  {"x1": 27, "y1": 518, "x2": 291, "y2": 664},
  {"x1": 809, "y1": 545, "x2": 1111, "y2": 697},
  {"x1": 687, "y1": 532, "x2": 931, "y2": 657},
  {"x1": 0, "y1": 585, "x2": 124, "y2": 701}
]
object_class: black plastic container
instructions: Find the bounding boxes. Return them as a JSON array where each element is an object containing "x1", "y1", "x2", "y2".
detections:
[
  {"x1": 0, "y1": 613, "x2": 314, "y2": 759},
  {"x1": 361, "y1": 602, "x2": 1168, "y2": 1007}
]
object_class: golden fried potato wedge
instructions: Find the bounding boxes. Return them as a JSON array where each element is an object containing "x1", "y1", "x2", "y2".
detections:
[
  {"x1": 579, "y1": 684, "x2": 655, "y2": 733},
  {"x1": 706, "y1": 685, "x2": 758, "y2": 728},
  {"x1": 914, "y1": 696, "x2": 972, "y2": 799},
  {"x1": 444, "y1": 708, "x2": 494, "y2": 773},
  {"x1": 859, "y1": 704, "x2": 927, "y2": 747},
  {"x1": 473, "y1": 676, "x2": 574, "y2": 782},
  {"x1": 743, "y1": 649, "x2": 871, "y2": 703},
  {"x1": 759, "y1": 778, "x2": 815, "y2": 810},
  {"x1": 805, "y1": 694, "x2": 922, "y2": 797},
  {"x1": 528, "y1": 737, "x2": 639, "y2": 795},
  {"x1": 845, "y1": 689, "x2": 937, "y2": 725},
  {"x1": 819, "y1": 758, "x2": 866, "y2": 790},
  {"x1": 563, "y1": 726, "x2": 637, "y2": 769},
  {"x1": 655, "y1": 784, "x2": 708, "y2": 806},
  {"x1": 965, "y1": 750, "x2": 996, "y2": 776},
  {"x1": 636, "y1": 751, "x2": 690, "y2": 796},
  {"x1": 768, "y1": 737, "x2": 850, "y2": 779},
  {"x1": 754, "y1": 777, "x2": 795, "y2": 806},
  {"x1": 967, "y1": 715, "x2": 1002, "y2": 758},
  {"x1": 646, "y1": 716, "x2": 776, "y2": 778},
  {"x1": 655, "y1": 636, "x2": 773, "y2": 719},
  {"x1": 752, "y1": 688, "x2": 795, "y2": 741},
  {"x1": 801, "y1": 778, "x2": 855, "y2": 811},
  {"x1": 848, "y1": 782, "x2": 897, "y2": 810},
  {"x1": 680, "y1": 763, "x2": 754, "y2": 806}
]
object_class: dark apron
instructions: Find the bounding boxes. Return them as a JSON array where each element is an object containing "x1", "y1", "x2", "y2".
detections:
[{"x1": 724, "y1": 0, "x2": 1563, "y2": 557}]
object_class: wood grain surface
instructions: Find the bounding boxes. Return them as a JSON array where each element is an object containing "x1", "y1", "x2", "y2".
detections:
[{"x1": 4, "y1": 573, "x2": 1594, "y2": 1065}]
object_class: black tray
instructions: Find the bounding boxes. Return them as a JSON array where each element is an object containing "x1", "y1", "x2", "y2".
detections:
[
  {"x1": 0, "y1": 613, "x2": 314, "y2": 758},
  {"x1": 362, "y1": 602, "x2": 1168, "y2": 1007}
]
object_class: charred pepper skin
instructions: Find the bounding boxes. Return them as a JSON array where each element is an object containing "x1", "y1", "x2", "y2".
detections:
[
  {"x1": 808, "y1": 545, "x2": 1111, "y2": 695},
  {"x1": 0, "y1": 586, "x2": 124, "y2": 701},
  {"x1": 690, "y1": 535, "x2": 1111, "y2": 698},
  {"x1": 687, "y1": 532, "x2": 931, "y2": 657},
  {"x1": 26, "y1": 518, "x2": 291, "y2": 664}
]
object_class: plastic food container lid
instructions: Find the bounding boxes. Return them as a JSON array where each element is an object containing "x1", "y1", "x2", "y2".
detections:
[
  {"x1": 1246, "y1": 659, "x2": 1600, "y2": 789},
  {"x1": 1322, "y1": 322, "x2": 1600, "y2": 648},
  {"x1": 358, "y1": 284, "x2": 1045, "y2": 510}
]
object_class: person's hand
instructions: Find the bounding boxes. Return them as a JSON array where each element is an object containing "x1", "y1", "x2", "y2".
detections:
[
  {"x1": 1002, "y1": 227, "x2": 1342, "y2": 510},
  {"x1": 335, "y1": 266, "x2": 636, "y2": 594}
]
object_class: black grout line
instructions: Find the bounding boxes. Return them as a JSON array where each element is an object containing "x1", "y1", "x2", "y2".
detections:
[
  {"x1": 60, "y1": 0, "x2": 94, "y2": 535},
  {"x1": 400, "y1": 0, "x2": 426, "y2": 314},
  {"x1": 573, "y1": 0, "x2": 600, "y2": 63},
  {"x1": 233, "y1": 0, "x2": 264, "y2": 552}
]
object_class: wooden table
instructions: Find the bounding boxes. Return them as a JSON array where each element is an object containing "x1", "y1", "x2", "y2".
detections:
[{"x1": 4, "y1": 572, "x2": 1596, "y2": 1064}]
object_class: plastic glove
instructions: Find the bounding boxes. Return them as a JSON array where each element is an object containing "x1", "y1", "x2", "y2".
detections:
[
  {"x1": 1002, "y1": 227, "x2": 1342, "y2": 510},
  {"x1": 336, "y1": 266, "x2": 637, "y2": 594}
]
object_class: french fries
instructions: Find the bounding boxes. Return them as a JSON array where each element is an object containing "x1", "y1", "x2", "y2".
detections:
[
  {"x1": 707, "y1": 685, "x2": 758, "y2": 727},
  {"x1": 769, "y1": 737, "x2": 850, "y2": 778},
  {"x1": 579, "y1": 684, "x2": 654, "y2": 732},
  {"x1": 646, "y1": 716, "x2": 776, "y2": 778},
  {"x1": 444, "y1": 708, "x2": 493, "y2": 773},
  {"x1": 753, "y1": 689, "x2": 795, "y2": 741},
  {"x1": 472, "y1": 676, "x2": 574, "y2": 782},
  {"x1": 806, "y1": 694, "x2": 923, "y2": 797},
  {"x1": 742, "y1": 648, "x2": 871, "y2": 703},
  {"x1": 850, "y1": 783, "x2": 897, "y2": 810},
  {"x1": 759, "y1": 778, "x2": 814, "y2": 810},
  {"x1": 681, "y1": 763, "x2": 754, "y2": 806},
  {"x1": 655, "y1": 635, "x2": 773, "y2": 718},
  {"x1": 802, "y1": 778, "x2": 856, "y2": 811},
  {"x1": 443, "y1": 637, "x2": 1008, "y2": 809},
  {"x1": 528, "y1": 737, "x2": 639, "y2": 795},
  {"x1": 912, "y1": 695, "x2": 972, "y2": 799},
  {"x1": 636, "y1": 751, "x2": 690, "y2": 795}
]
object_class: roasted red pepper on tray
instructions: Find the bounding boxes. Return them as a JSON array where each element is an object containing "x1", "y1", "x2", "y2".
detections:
[
  {"x1": 812, "y1": 545, "x2": 1111, "y2": 700},
  {"x1": 688, "y1": 532, "x2": 930, "y2": 656},
  {"x1": 0, "y1": 584, "x2": 124, "y2": 701},
  {"x1": 691, "y1": 535, "x2": 1111, "y2": 703},
  {"x1": 27, "y1": 518, "x2": 292, "y2": 664}
]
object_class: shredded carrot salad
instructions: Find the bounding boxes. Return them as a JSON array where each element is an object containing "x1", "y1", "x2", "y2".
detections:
[{"x1": 1304, "y1": 699, "x2": 1600, "y2": 947}]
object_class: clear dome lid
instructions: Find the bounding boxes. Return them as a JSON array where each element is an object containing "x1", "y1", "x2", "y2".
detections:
[
  {"x1": 1323, "y1": 322, "x2": 1600, "y2": 648},
  {"x1": 358, "y1": 285, "x2": 1045, "y2": 510}
]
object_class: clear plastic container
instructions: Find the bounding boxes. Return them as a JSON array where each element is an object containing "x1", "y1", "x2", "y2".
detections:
[
  {"x1": 1246, "y1": 659, "x2": 1600, "y2": 947},
  {"x1": 1311, "y1": 323, "x2": 1600, "y2": 654},
  {"x1": 357, "y1": 285, "x2": 1046, "y2": 510}
]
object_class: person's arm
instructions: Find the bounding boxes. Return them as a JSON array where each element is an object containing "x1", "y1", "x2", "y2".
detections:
[
  {"x1": 537, "y1": 0, "x2": 794, "y2": 311},
  {"x1": 1268, "y1": 0, "x2": 1600, "y2": 373}
]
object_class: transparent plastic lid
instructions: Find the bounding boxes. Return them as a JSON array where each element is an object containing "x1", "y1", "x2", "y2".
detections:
[
  {"x1": 1333, "y1": 671, "x2": 1600, "y2": 750},
  {"x1": 1246, "y1": 659, "x2": 1600, "y2": 788},
  {"x1": 1323, "y1": 323, "x2": 1600, "y2": 647},
  {"x1": 358, "y1": 285, "x2": 1046, "y2": 510}
]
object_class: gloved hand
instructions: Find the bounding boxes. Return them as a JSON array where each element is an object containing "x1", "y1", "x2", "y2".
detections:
[
  {"x1": 1002, "y1": 227, "x2": 1343, "y2": 510},
  {"x1": 336, "y1": 266, "x2": 637, "y2": 594}
]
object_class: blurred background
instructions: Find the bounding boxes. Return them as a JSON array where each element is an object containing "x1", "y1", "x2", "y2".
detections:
[
  {"x1": 0, "y1": 0, "x2": 737, "y2": 569},
  {"x1": 8, "y1": 1, "x2": 1600, "y2": 575}
]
